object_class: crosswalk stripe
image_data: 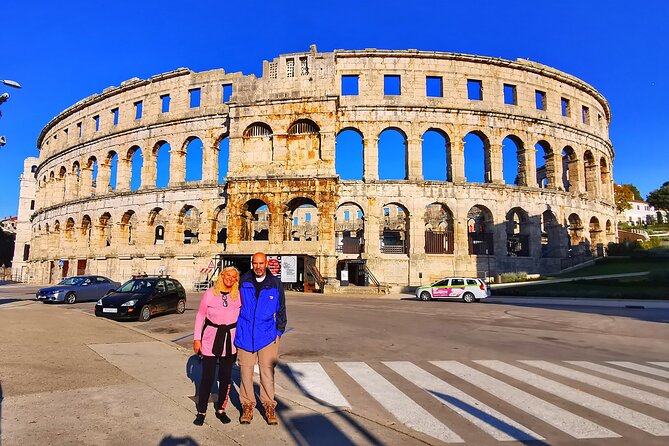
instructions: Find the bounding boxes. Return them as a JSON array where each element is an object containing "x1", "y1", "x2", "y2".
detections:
[
  {"x1": 566, "y1": 361, "x2": 669, "y2": 393},
  {"x1": 384, "y1": 361, "x2": 544, "y2": 442},
  {"x1": 285, "y1": 362, "x2": 350, "y2": 408},
  {"x1": 608, "y1": 361, "x2": 669, "y2": 379},
  {"x1": 432, "y1": 361, "x2": 619, "y2": 439},
  {"x1": 476, "y1": 360, "x2": 669, "y2": 436},
  {"x1": 520, "y1": 360, "x2": 669, "y2": 411},
  {"x1": 649, "y1": 362, "x2": 669, "y2": 369},
  {"x1": 337, "y1": 362, "x2": 465, "y2": 443}
]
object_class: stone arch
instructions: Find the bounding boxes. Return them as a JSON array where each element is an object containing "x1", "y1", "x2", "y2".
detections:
[
  {"x1": 287, "y1": 118, "x2": 322, "y2": 162},
  {"x1": 541, "y1": 210, "x2": 562, "y2": 258},
  {"x1": 128, "y1": 146, "x2": 143, "y2": 191},
  {"x1": 284, "y1": 197, "x2": 319, "y2": 241},
  {"x1": 178, "y1": 205, "x2": 201, "y2": 244},
  {"x1": 99, "y1": 212, "x2": 112, "y2": 247},
  {"x1": 378, "y1": 127, "x2": 408, "y2": 180},
  {"x1": 381, "y1": 202, "x2": 409, "y2": 254},
  {"x1": 243, "y1": 122, "x2": 274, "y2": 161},
  {"x1": 467, "y1": 205, "x2": 494, "y2": 255},
  {"x1": 240, "y1": 199, "x2": 271, "y2": 241},
  {"x1": 535, "y1": 140, "x2": 554, "y2": 188},
  {"x1": 589, "y1": 216, "x2": 604, "y2": 254},
  {"x1": 583, "y1": 150, "x2": 597, "y2": 195},
  {"x1": 105, "y1": 151, "x2": 118, "y2": 191},
  {"x1": 184, "y1": 137, "x2": 204, "y2": 182},
  {"x1": 120, "y1": 210, "x2": 138, "y2": 244},
  {"x1": 567, "y1": 213, "x2": 586, "y2": 255},
  {"x1": 148, "y1": 207, "x2": 167, "y2": 245},
  {"x1": 562, "y1": 146, "x2": 579, "y2": 192},
  {"x1": 464, "y1": 131, "x2": 492, "y2": 183},
  {"x1": 65, "y1": 217, "x2": 75, "y2": 240},
  {"x1": 335, "y1": 202, "x2": 364, "y2": 253},
  {"x1": 605, "y1": 219, "x2": 613, "y2": 235},
  {"x1": 422, "y1": 129, "x2": 451, "y2": 181},
  {"x1": 502, "y1": 135, "x2": 524, "y2": 186},
  {"x1": 505, "y1": 207, "x2": 531, "y2": 257},
  {"x1": 424, "y1": 203, "x2": 454, "y2": 254},
  {"x1": 211, "y1": 204, "x2": 228, "y2": 247},
  {"x1": 153, "y1": 140, "x2": 171, "y2": 188},
  {"x1": 336, "y1": 128, "x2": 364, "y2": 180},
  {"x1": 218, "y1": 134, "x2": 230, "y2": 183},
  {"x1": 81, "y1": 215, "x2": 92, "y2": 245},
  {"x1": 600, "y1": 156, "x2": 611, "y2": 199}
]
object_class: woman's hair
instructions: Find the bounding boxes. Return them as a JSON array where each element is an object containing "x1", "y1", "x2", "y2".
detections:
[{"x1": 212, "y1": 266, "x2": 240, "y2": 300}]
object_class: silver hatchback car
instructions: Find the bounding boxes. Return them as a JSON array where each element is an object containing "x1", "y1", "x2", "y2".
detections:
[{"x1": 415, "y1": 277, "x2": 490, "y2": 303}]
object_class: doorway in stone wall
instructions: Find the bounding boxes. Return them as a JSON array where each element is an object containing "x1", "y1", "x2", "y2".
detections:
[{"x1": 77, "y1": 259, "x2": 87, "y2": 276}]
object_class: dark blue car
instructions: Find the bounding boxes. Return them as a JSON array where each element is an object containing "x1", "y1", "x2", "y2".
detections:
[{"x1": 36, "y1": 276, "x2": 121, "y2": 304}]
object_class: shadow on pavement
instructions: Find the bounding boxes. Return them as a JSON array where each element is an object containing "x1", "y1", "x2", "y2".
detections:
[
  {"x1": 278, "y1": 363, "x2": 386, "y2": 446},
  {"x1": 0, "y1": 299, "x2": 20, "y2": 305},
  {"x1": 158, "y1": 435, "x2": 199, "y2": 445},
  {"x1": 1, "y1": 383, "x2": 3, "y2": 443}
]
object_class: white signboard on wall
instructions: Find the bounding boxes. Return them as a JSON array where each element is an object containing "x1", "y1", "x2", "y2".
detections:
[{"x1": 267, "y1": 255, "x2": 298, "y2": 283}]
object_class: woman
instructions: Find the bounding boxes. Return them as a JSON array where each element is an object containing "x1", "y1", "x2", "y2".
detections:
[{"x1": 192, "y1": 266, "x2": 241, "y2": 426}]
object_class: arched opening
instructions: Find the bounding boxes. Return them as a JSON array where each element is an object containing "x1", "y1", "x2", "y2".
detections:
[
  {"x1": 535, "y1": 141, "x2": 553, "y2": 188},
  {"x1": 605, "y1": 219, "x2": 613, "y2": 235},
  {"x1": 502, "y1": 135, "x2": 523, "y2": 185},
  {"x1": 285, "y1": 198, "x2": 319, "y2": 241},
  {"x1": 562, "y1": 146, "x2": 578, "y2": 191},
  {"x1": 335, "y1": 128, "x2": 363, "y2": 180},
  {"x1": 212, "y1": 205, "x2": 227, "y2": 248},
  {"x1": 99, "y1": 212, "x2": 112, "y2": 247},
  {"x1": 129, "y1": 147, "x2": 143, "y2": 191},
  {"x1": 65, "y1": 218, "x2": 75, "y2": 240},
  {"x1": 464, "y1": 132, "x2": 491, "y2": 183},
  {"x1": 422, "y1": 129, "x2": 451, "y2": 181},
  {"x1": 567, "y1": 213, "x2": 586, "y2": 256},
  {"x1": 378, "y1": 128, "x2": 407, "y2": 180},
  {"x1": 584, "y1": 150, "x2": 597, "y2": 195},
  {"x1": 335, "y1": 202, "x2": 364, "y2": 253},
  {"x1": 287, "y1": 119, "x2": 321, "y2": 160},
  {"x1": 600, "y1": 157, "x2": 610, "y2": 198},
  {"x1": 81, "y1": 215, "x2": 92, "y2": 245},
  {"x1": 185, "y1": 137, "x2": 203, "y2": 182},
  {"x1": 589, "y1": 216, "x2": 604, "y2": 254},
  {"x1": 107, "y1": 151, "x2": 118, "y2": 191},
  {"x1": 381, "y1": 203, "x2": 409, "y2": 254},
  {"x1": 243, "y1": 123, "x2": 273, "y2": 160},
  {"x1": 240, "y1": 199, "x2": 270, "y2": 241},
  {"x1": 148, "y1": 208, "x2": 167, "y2": 245},
  {"x1": 179, "y1": 205, "x2": 200, "y2": 244},
  {"x1": 218, "y1": 136, "x2": 230, "y2": 183},
  {"x1": 541, "y1": 210, "x2": 561, "y2": 257},
  {"x1": 120, "y1": 210, "x2": 138, "y2": 244},
  {"x1": 88, "y1": 157, "x2": 98, "y2": 192},
  {"x1": 424, "y1": 203, "x2": 454, "y2": 254},
  {"x1": 154, "y1": 141, "x2": 171, "y2": 188},
  {"x1": 467, "y1": 205, "x2": 494, "y2": 255},
  {"x1": 505, "y1": 207, "x2": 531, "y2": 257}
]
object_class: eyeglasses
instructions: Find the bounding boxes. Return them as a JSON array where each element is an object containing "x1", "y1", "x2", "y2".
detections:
[{"x1": 221, "y1": 292, "x2": 228, "y2": 307}]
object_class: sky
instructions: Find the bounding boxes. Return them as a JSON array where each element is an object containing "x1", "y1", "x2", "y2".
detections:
[{"x1": 1, "y1": 0, "x2": 668, "y2": 218}]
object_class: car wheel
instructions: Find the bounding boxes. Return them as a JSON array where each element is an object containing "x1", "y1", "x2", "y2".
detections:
[
  {"x1": 462, "y1": 292, "x2": 476, "y2": 303},
  {"x1": 420, "y1": 291, "x2": 432, "y2": 301},
  {"x1": 65, "y1": 292, "x2": 77, "y2": 304},
  {"x1": 175, "y1": 299, "x2": 186, "y2": 314},
  {"x1": 138, "y1": 305, "x2": 151, "y2": 322}
]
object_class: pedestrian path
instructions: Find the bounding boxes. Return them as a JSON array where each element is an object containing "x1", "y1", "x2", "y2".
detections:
[{"x1": 280, "y1": 359, "x2": 669, "y2": 444}]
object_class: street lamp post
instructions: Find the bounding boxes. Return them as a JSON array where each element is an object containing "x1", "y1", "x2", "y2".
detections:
[{"x1": 0, "y1": 79, "x2": 22, "y2": 147}]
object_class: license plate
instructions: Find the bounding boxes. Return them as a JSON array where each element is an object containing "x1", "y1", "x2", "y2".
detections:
[{"x1": 102, "y1": 308, "x2": 118, "y2": 313}]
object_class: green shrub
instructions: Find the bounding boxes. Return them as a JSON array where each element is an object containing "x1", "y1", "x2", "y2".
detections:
[{"x1": 500, "y1": 271, "x2": 528, "y2": 283}]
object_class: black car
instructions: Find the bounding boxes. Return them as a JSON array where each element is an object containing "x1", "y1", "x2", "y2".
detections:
[{"x1": 95, "y1": 276, "x2": 186, "y2": 321}]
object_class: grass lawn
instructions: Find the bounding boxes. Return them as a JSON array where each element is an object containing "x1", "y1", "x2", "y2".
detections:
[
  {"x1": 494, "y1": 277, "x2": 668, "y2": 299},
  {"x1": 547, "y1": 258, "x2": 668, "y2": 279}
]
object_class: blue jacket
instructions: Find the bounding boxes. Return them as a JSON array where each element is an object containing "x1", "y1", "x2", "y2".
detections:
[{"x1": 234, "y1": 269, "x2": 287, "y2": 352}]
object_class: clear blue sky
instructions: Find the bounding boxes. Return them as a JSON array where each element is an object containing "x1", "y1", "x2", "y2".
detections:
[{"x1": 2, "y1": 0, "x2": 668, "y2": 218}]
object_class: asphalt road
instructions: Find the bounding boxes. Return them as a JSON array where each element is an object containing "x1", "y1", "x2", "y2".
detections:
[{"x1": 1, "y1": 284, "x2": 668, "y2": 445}]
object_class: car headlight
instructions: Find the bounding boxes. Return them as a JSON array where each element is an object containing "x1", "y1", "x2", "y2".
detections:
[
  {"x1": 121, "y1": 299, "x2": 138, "y2": 307},
  {"x1": 96, "y1": 298, "x2": 103, "y2": 305}
]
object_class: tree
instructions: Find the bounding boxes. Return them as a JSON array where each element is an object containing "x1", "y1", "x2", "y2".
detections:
[
  {"x1": 621, "y1": 183, "x2": 642, "y2": 200},
  {"x1": 647, "y1": 181, "x2": 669, "y2": 211},
  {"x1": 614, "y1": 184, "x2": 634, "y2": 213}
]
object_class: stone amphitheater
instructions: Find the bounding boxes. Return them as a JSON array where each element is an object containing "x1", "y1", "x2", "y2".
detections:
[{"x1": 12, "y1": 46, "x2": 617, "y2": 290}]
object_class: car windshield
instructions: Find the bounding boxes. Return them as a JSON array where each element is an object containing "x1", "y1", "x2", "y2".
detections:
[
  {"x1": 58, "y1": 277, "x2": 84, "y2": 286},
  {"x1": 117, "y1": 279, "x2": 156, "y2": 293}
]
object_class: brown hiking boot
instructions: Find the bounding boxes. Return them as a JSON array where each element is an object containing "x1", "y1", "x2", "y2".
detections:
[
  {"x1": 240, "y1": 403, "x2": 254, "y2": 424},
  {"x1": 263, "y1": 402, "x2": 278, "y2": 425}
]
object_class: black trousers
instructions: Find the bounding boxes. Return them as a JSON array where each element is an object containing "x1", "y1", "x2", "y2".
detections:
[{"x1": 197, "y1": 354, "x2": 236, "y2": 413}]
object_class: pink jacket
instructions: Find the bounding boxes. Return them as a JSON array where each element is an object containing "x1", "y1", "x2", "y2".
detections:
[{"x1": 193, "y1": 288, "x2": 241, "y2": 357}]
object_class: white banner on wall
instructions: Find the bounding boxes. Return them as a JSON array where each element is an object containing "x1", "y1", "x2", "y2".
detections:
[{"x1": 267, "y1": 255, "x2": 298, "y2": 283}]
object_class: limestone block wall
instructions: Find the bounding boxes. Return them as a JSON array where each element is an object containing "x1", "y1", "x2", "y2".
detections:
[{"x1": 21, "y1": 48, "x2": 617, "y2": 287}]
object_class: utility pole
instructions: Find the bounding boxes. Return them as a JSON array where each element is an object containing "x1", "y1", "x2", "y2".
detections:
[{"x1": 0, "y1": 79, "x2": 22, "y2": 147}]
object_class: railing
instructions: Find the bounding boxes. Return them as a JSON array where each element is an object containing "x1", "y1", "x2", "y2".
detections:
[
  {"x1": 363, "y1": 264, "x2": 381, "y2": 287},
  {"x1": 306, "y1": 262, "x2": 326, "y2": 291},
  {"x1": 506, "y1": 234, "x2": 530, "y2": 257},
  {"x1": 468, "y1": 233, "x2": 494, "y2": 255},
  {"x1": 425, "y1": 230, "x2": 454, "y2": 254},
  {"x1": 336, "y1": 237, "x2": 364, "y2": 254}
]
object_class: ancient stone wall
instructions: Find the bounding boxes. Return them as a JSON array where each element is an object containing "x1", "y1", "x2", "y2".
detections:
[{"x1": 21, "y1": 48, "x2": 617, "y2": 288}]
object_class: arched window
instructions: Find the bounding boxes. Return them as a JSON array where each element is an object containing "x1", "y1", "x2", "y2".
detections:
[
  {"x1": 378, "y1": 128, "x2": 407, "y2": 180},
  {"x1": 535, "y1": 141, "x2": 553, "y2": 188},
  {"x1": 218, "y1": 136, "x2": 230, "y2": 183},
  {"x1": 243, "y1": 123, "x2": 272, "y2": 138},
  {"x1": 129, "y1": 147, "x2": 143, "y2": 191},
  {"x1": 185, "y1": 138, "x2": 203, "y2": 182},
  {"x1": 381, "y1": 203, "x2": 409, "y2": 254},
  {"x1": 336, "y1": 128, "x2": 364, "y2": 180},
  {"x1": 285, "y1": 198, "x2": 319, "y2": 242},
  {"x1": 422, "y1": 130, "x2": 451, "y2": 181},
  {"x1": 240, "y1": 199, "x2": 271, "y2": 241},
  {"x1": 502, "y1": 136, "x2": 524, "y2": 185},
  {"x1": 562, "y1": 146, "x2": 578, "y2": 192},
  {"x1": 505, "y1": 208, "x2": 530, "y2": 257},
  {"x1": 288, "y1": 119, "x2": 319, "y2": 135},
  {"x1": 424, "y1": 203, "x2": 454, "y2": 254},
  {"x1": 467, "y1": 205, "x2": 494, "y2": 255},
  {"x1": 335, "y1": 202, "x2": 364, "y2": 253},
  {"x1": 464, "y1": 132, "x2": 491, "y2": 183}
]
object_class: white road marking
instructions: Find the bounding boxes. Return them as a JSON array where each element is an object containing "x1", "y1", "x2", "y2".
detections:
[
  {"x1": 521, "y1": 360, "x2": 669, "y2": 411},
  {"x1": 649, "y1": 362, "x2": 669, "y2": 369},
  {"x1": 608, "y1": 361, "x2": 669, "y2": 379},
  {"x1": 432, "y1": 360, "x2": 619, "y2": 439},
  {"x1": 384, "y1": 361, "x2": 544, "y2": 442},
  {"x1": 567, "y1": 361, "x2": 669, "y2": 393},
  {"x1": 286, "y1": 362, "x2": 350, "y2": 408},
  {"x1": 476, "y1": 360, "x2": 669, "y2": 436},
  {"x1": 337, "y1": 361, "x2": 464, "y2": 443}
]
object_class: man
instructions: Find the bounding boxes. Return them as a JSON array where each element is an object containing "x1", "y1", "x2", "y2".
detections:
[{"x1": 235, "y1": 252, "x2": 287, "y2": 425}]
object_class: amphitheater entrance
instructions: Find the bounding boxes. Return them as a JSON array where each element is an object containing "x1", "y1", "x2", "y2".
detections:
[{"x1": 337, "y1": 259, "x2": 369, "y2": 287}]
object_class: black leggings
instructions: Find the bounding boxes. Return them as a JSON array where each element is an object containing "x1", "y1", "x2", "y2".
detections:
[{"x1": 197, "y1": 354, "x2": 236, "y2": 413}]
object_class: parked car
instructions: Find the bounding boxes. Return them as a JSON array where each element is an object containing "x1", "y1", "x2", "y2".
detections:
[
  {"x1": 36, "y1": 276, "x2": 121, "y2": 304},
  {"x1": 95, "y1": 276, "x2": 186, "y2": 321},
  {"x1": 415, "y1": 277, "x2": 490, "y2": 302}
]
